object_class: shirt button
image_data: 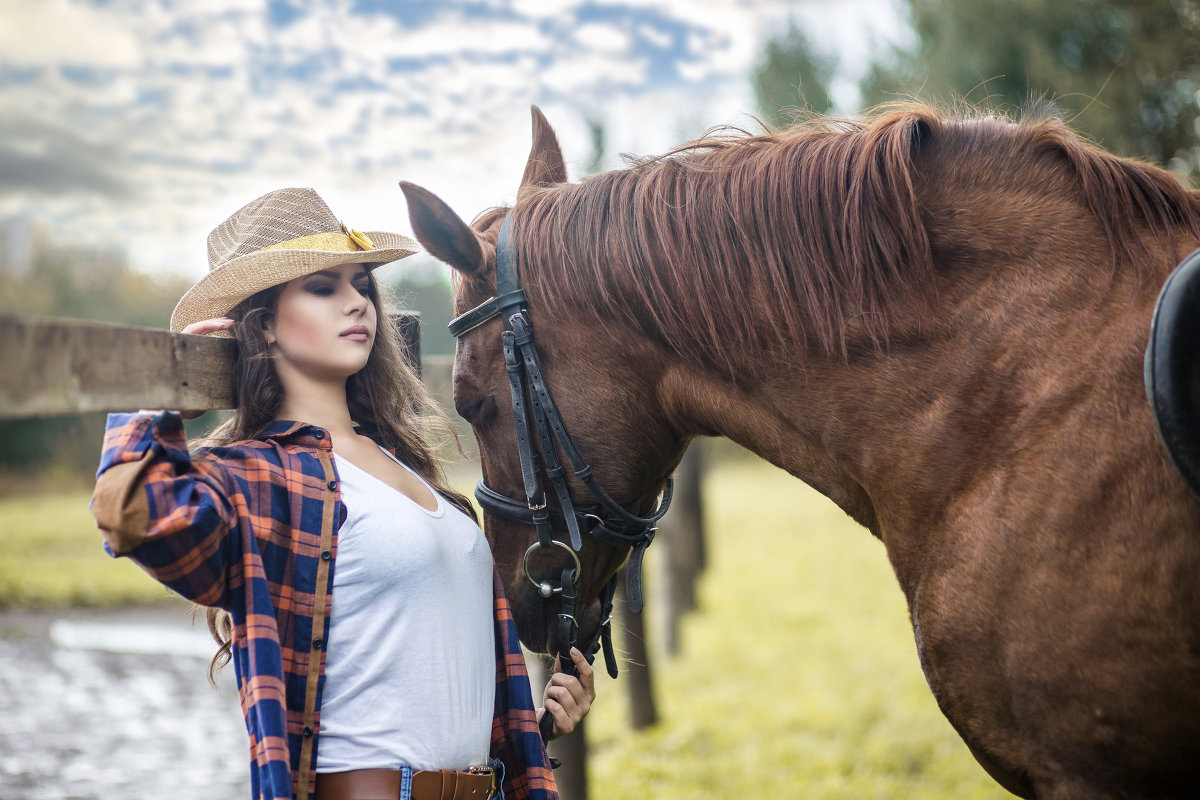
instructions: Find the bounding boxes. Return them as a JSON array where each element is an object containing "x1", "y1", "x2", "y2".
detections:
[
  {"x1": 327, "y1": 479, "x2": 337, "y2": 491},
  {"x1": 312, "y1": 637, "x2": 324, "y2": 650},
  {"x1": 313, "y1": 430, "x2": 324, "y2": 440},
  {"x1": 321, "y1": 550, "x2": 332, "y2": 561},
  {"x1": 303, "y1": 726, "x2": 314, "y2": 737}
]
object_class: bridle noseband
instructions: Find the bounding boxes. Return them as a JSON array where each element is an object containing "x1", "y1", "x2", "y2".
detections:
[{"x1": 448, "y1": 215, "x2": 673, "y2": 722}]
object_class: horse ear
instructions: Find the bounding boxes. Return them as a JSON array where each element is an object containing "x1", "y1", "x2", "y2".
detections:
[
  {"x1": 518, "y1": 105, "x2": 567, "y2": 194},
  {"x1": 400, "y1": 181, "x2": 486, "y2": 277}
]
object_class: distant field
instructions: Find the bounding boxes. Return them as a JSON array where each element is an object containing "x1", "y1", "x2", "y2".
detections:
[
  {"x1": 0, "y1": 458, "x2": 1008, "y2": 797},
  {"x1": 0, "y1": 490, "x2": 175, "y2": 607}
]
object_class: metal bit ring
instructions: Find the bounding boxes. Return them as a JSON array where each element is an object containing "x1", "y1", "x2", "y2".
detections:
[{"x1": 523, "y1": 540, "x2": 582, "y2": 596}]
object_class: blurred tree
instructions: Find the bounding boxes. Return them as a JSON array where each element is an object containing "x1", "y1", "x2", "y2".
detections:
[
  {"x1": 584, "y1": 115, "x2": 606, "y2": 174},
  {"x1": 861, "y1": 0, "x2": 1200, "y2": 178},
  {"x1": 387, "y1": 265, "x2": 453, "y2": 358},
  {"x1": 0, "y1": 240, "x2": 197, "y2": 485},
  {"x1": 0, "y1": 244, "x2": 192, "y2": 327},
  {"x1": 754, "y1": 22, "x2": 835, "y2": 125}
]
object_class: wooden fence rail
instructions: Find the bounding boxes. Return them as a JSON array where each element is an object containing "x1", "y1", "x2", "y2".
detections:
[{"x1": 0, "y1": 313, "x2": 422, "y2": 420}]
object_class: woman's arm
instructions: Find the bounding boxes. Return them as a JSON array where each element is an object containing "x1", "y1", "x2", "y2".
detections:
[{"x1": 91, "y1": 410, "x2": 239, "y2": 608}]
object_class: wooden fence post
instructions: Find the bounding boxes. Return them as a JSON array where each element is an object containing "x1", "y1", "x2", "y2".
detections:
[
  {"x1": 659, "y1": 442, "x2": 707, "y2": 654},
  {"x1": 615, "y1": 568, "x2": 659, "y2": 730}
]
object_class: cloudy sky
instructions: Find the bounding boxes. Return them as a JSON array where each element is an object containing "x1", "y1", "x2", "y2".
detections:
[{"x1": 0, "y1": 0, "x2": 907, "y2": 280}]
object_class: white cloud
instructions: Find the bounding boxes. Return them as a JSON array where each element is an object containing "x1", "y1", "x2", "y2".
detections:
[
  {"x1": 0, "y1": 0, "x2": 142, "y2": 68},
  {"x1": 541, "y1": 51, "x2": 649, "y2": 94},
  {"x1": 636, "y1": 22, "x2": 673, "y2": 50},
  {"x1": 344, "y1": 11, "x2": 550, "y2": 60},
  {"x1": 0, "y1": 0, "x2": 906, "y2": 278},
  {"x1": 573, "y1": 22, "x2": 633, "y2": 54},
  {"x1": 508, "y1": 0, "x2": 585, "y2": 19}
]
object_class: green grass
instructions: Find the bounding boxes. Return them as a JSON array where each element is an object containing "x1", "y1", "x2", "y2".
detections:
[
  {"x1": 0, "y1": 490, "x2": 177, "y2": 607},
  {"x1": 583, "y1": 458, "x2": 1010, "y2": 799},
  {"x1": 0, "y1": 460, "x2": 1010, "y2": 797}
]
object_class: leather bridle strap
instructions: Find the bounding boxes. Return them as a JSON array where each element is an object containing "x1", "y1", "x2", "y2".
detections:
[
  {"x1": 537, "y1": 568, "x2": 619, "y2": 744},
  {"x1": 448, "y1": 213, "x2": 672, "y2": 713},
  {"x1": 447, "y1": 290, "x2": 525, "y2": 338},
  {"x1": 501, "y1": 319, "x2": 557, "y2": 550},
  {"x1": 508, "y1": 311, "x2": 586, "y2": 551}
]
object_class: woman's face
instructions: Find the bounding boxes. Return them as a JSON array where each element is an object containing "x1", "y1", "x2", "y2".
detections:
[{"x1": 267, "y1": 262, "x2": 377, "y2": 381}]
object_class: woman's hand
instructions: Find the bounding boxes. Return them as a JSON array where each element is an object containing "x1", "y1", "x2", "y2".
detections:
[
  {"x1": 161, "y1": 318, "x2": 234, "y2": 419},
  {"x1": 181, "y1": 317, "x2": 234, "y2": 336},
  {"x1": 537, "y1": 647, "x2": 596, "y2": 739}
]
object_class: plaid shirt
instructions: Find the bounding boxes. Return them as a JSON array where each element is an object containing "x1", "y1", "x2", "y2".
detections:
[{"x1": 92, "y1": 411, "x2": 558, "y2": 800}]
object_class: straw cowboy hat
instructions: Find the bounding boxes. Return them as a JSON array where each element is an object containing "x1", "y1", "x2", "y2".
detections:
[{"x1": 170, "y1": 187, "x2": 419, "y2": 333}]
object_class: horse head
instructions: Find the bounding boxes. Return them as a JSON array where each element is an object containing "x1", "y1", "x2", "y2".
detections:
[{"x1": 401, "y1": 108, "x2": 685, "y2": 656}]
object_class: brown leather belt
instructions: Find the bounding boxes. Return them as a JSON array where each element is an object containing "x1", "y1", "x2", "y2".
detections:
[{"x1": 315, "y1": 767, "x2": 497, "y2": 800}]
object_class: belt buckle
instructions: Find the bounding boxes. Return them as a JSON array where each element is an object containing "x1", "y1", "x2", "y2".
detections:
[{"x1": 466, "y1": 766, "x2": 496, "y2": 798}]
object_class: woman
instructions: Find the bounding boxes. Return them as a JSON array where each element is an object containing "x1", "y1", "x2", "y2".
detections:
[{"x1": 90, "y1": 187, "x2": 592, "y2": 800}]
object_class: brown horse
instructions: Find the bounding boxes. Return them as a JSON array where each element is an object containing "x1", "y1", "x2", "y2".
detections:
[{"x1": 401, "y1": 103, "x2": 1200, "y2": 799}]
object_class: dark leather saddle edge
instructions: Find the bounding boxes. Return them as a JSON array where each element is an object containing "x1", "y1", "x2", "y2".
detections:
[{"x1": 1145, "y1": 247, "x2": 1200, "y2": 500}]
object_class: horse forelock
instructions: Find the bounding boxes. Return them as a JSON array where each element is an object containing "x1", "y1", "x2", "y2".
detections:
[{"x1": 505, "y1": 102, "x2": 1200, "y2": 376}]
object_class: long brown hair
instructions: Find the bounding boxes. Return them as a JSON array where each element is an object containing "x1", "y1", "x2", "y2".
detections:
[{"x1": 201, "y1": 269, "x2": 474, "y2": 681}]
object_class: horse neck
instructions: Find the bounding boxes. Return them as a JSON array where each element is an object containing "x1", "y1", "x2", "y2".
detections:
[{"x1": 657, "y1": 219, "x2": 1189, "y2": 550}]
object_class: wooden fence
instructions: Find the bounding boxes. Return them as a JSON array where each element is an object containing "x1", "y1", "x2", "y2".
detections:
[{"x1": 0, "y1": 313, "x2": 421, "y2": 418}]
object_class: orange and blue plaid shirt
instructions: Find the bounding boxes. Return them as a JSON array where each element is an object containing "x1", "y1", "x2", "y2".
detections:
[{"x1": 93, "y1": 411, "x2": 558, "y2": 800}]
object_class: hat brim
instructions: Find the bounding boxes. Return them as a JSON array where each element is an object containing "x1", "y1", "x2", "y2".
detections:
[{"x1": 170, "y1": 231, "x2": 419, "y2": 333}]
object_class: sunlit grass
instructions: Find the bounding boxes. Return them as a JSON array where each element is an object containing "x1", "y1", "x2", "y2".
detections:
[
  {"x1": 0, "y1": 490, "x2": 175, "y2": 607},
  {"x1": 584, "y1": 457, "x2": 1010, "y2": 799}
]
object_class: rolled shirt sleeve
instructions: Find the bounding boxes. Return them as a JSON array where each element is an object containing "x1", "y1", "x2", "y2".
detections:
[{"x1": 91, "y1": 411, "x2": 237, "y2": 608}]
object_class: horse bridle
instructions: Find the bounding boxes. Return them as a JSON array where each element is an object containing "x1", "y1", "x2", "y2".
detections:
[{"x1": 448, "y1": 214, "x2": 673, "y2": 738}]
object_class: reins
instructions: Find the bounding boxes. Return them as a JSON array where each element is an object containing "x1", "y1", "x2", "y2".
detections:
[{"x1": 449, "y1": 215, "x2": 673, "y2": 742}]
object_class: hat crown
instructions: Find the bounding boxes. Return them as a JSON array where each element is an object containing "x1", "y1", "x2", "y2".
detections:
[{"x1": 207, "y1": 187, "x2": 342, "y2": 272}]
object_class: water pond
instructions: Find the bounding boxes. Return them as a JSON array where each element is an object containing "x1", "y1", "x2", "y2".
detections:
[{"x1": 0, "y1": 607, "x2": 248, "y2": 799}]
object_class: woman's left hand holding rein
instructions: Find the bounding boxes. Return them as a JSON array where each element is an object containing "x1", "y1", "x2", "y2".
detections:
[
  {"x1": 139, "y1": 318, "x2": 236, "y2": 420},
  {"x1": 538, "y1": 647, "x2": 596, "y2": 739}
]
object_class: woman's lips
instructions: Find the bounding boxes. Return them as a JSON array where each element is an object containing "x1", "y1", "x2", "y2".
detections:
[{"x1": 340, "y1": 325, "x2": 370, "y2": 342}]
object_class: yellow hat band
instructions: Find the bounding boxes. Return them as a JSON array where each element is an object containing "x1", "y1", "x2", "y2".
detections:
[{"x1": 257, "y1": 228, "x2": 376, "y2": 254}]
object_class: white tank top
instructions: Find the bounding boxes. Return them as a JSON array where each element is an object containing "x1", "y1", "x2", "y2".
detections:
[{"x1": 315, "y1": 448, "x2": 495, "y2": 772}]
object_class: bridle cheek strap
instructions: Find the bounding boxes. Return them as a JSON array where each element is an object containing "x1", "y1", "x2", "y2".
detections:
[
  {"x1": 509, "y1": 312, "x2": 585, "y2": 551},
  {"x1": 449, "y1": 214, "x2": 672, "y2": 722},
  {"x1": 502, "y1": 328, "x2": 555, "y2": 549}
]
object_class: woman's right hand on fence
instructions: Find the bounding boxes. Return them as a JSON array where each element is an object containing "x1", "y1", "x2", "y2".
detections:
[
  {"x1": 146, "y1": 319, "x2": 236, "y2": 419},
  {"x1": 181, "y1": 318, "x2": 235, "y2": 336}
]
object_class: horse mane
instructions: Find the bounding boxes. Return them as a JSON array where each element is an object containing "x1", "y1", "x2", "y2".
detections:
[{"x1": 508, "y1": 102, "x2": 1200, "y2": 373}]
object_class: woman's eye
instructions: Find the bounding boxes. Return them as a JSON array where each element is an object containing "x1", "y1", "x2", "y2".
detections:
[
  {"x1": 306, "y1": 284, "x2": 335, "y2": 296},
  {"x1": 354, "y1": 284, "x2": 370, "y2": 297}
]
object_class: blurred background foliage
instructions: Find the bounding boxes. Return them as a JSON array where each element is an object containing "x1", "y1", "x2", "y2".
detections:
[
  {"x1": 754, "y1": 23, "x2": 835, "y2": 124},
  {"x1": 757, "y1": 0, "x2": 1200, "y2": 179}
]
